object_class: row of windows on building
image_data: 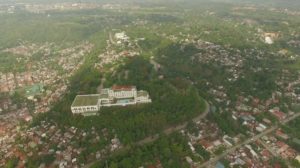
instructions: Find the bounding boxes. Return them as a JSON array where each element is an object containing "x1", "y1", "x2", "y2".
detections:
[
  {"x1": 109, "y1": 91, "x2": 136, "y2": 98},
  {"x1": 72, "y1": 106, "x2": 98, "y2": 112}
]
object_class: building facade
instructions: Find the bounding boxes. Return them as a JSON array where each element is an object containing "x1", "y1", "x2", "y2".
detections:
[
  {"x1": 71, "y1": 85, "x2": 151, "y2": 116},
  {"x1": 107, "y1": 85, "x2": 137, "y2": 99},
  {"x1": 70, "y1": 94, "x2": 100, "y2": 116}
]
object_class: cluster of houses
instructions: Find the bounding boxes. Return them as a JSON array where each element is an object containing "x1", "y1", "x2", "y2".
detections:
[
  {"x1": 1, "y1": 42, "x2": 92, "y2": 93},
  {"x1": 0, "y1": 121, "x2": 121, "y2": 168},
  {"x1": 1, "y1": 6, "x2": 300, "y2": 167},
  {"x1": 24, "y1": 3, "x2": 103, "y2": 14},
  {"x1": 95, "y1": 31, "x2": 141, "y2": 69},
  {"x1": 182, "y1": 118, "x2": 243, "y2": 167},
  {"x1": 2, "y1": 42, "x2": 54, "y2": 56},
  {"x1": 96, "y1": 49, "x2": 140, "y2": 68},
  {"x1": 114, "y1": 32, "x2": 130, "y2": 44},
  {"x1": 71, "y1": 85, "x2": 151, "y2": 116},
  {"x1": 181, "y1": 98, "x2": 300, "y2": 167},
  {"x1": 0, "y1": 4, "x2": 15, "y2": 14},
  {"x1": 1, "y1": 30, "x2": 152, "y2": 166},
  {"x1": 0, "y1": 73, "x2": 18, "y2": 92},
  {"x1": 58, "y1": 42, "x2": 94, "y2": 74},
  {"x1": 222, "y1": 127, "x2": 300, "y2": 167},
  {"x1": 193, "y1": 40, "x2": 245, "y2": 82},
  {"x1": 0, "y1": 87, "x2": 149, "y2": 167},
  {"x1": 261, "y1": 132, "x2": 298, "y2": 159},
  {"x1": 0, "y1": 108, "x2": 33, "y2": 167},
  {"x1": 1, "y1": 2, "x2": 141, "y2": 14},
  {"x1": 0, "y1": 42, "x2": 96, "y2": 166},
  {"x1": 0, "y1": 70, "x2": 57, "y2": 94},
  {"x1": 164, "y1": 38, "x2": 300, "y2": 166},
  {"x1": 225, "y1": 142, "x2": 269, "y2": 167},
  {"x1": 0, "y1": 41, "x2": 93, "y2": 109}
]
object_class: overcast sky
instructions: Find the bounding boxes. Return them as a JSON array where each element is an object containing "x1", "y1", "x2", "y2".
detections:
[{"x1": 0, "y1": 0, "x2": 299, "y2": 9}]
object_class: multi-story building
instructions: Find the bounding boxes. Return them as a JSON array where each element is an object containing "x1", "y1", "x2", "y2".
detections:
[
  {"x1": 107, "y1": 85, "x2": 137, "y2": 99},
  {"x1": 71, "y1": 85, "x2": 151, "y2": 116},
  {"x1": 71, "y1": 94, "x2": 100, "y2": 116}
]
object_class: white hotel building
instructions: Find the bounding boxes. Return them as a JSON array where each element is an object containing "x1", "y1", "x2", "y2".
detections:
[{"x1": 71, "y1": 85, "x2": 151, "y2": 116}]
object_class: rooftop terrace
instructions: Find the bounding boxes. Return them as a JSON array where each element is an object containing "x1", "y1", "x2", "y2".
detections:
[{"x1": 71, "y1": 95, "x2": 100, "y2": 107}]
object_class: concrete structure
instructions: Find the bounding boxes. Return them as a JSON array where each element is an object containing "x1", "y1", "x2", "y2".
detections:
[
  {"x1": 71, "y1": 94, "x2": 100, "y2": 116},
  {"x1": 114, "y1": 32, "x2": 129, "y2": 41},
  {"x1": 71, "y1": 85, "x2": 151, "y2": 116}
]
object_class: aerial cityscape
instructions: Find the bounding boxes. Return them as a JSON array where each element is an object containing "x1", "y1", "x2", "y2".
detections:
[{"x1": 0, "y1": 0, "x2": 300, "y2": 168}]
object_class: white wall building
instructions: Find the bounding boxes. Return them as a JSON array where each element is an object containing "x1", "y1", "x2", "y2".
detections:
[
  {"x1": 114, "y1": 32, "x2": 129, "y2": 41},
  {"x1": 71, "y1": 85, "x2": 151, "y2": 116},
  {"x1": 71, "y1": 94, "x2": 101, "y2": 116},
  {"x1": 107, "y1": 85, "x2": 137, "y2": 99}
]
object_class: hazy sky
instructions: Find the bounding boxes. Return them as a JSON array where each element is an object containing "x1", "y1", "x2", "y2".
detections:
[{"x1": 0, "y1": 0, "x2": 299, "y2": 9}]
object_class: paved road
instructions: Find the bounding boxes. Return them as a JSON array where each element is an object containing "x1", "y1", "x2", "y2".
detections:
[
  {"x1": 197, "y1": 112, "x2": 300, "y2": 168},
  {"x1": 137, "y1": 100, "x2": 210, "y2": 145},
  {"x1": 258, "y1": 139, "x2": 278, "y2": 157}
]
